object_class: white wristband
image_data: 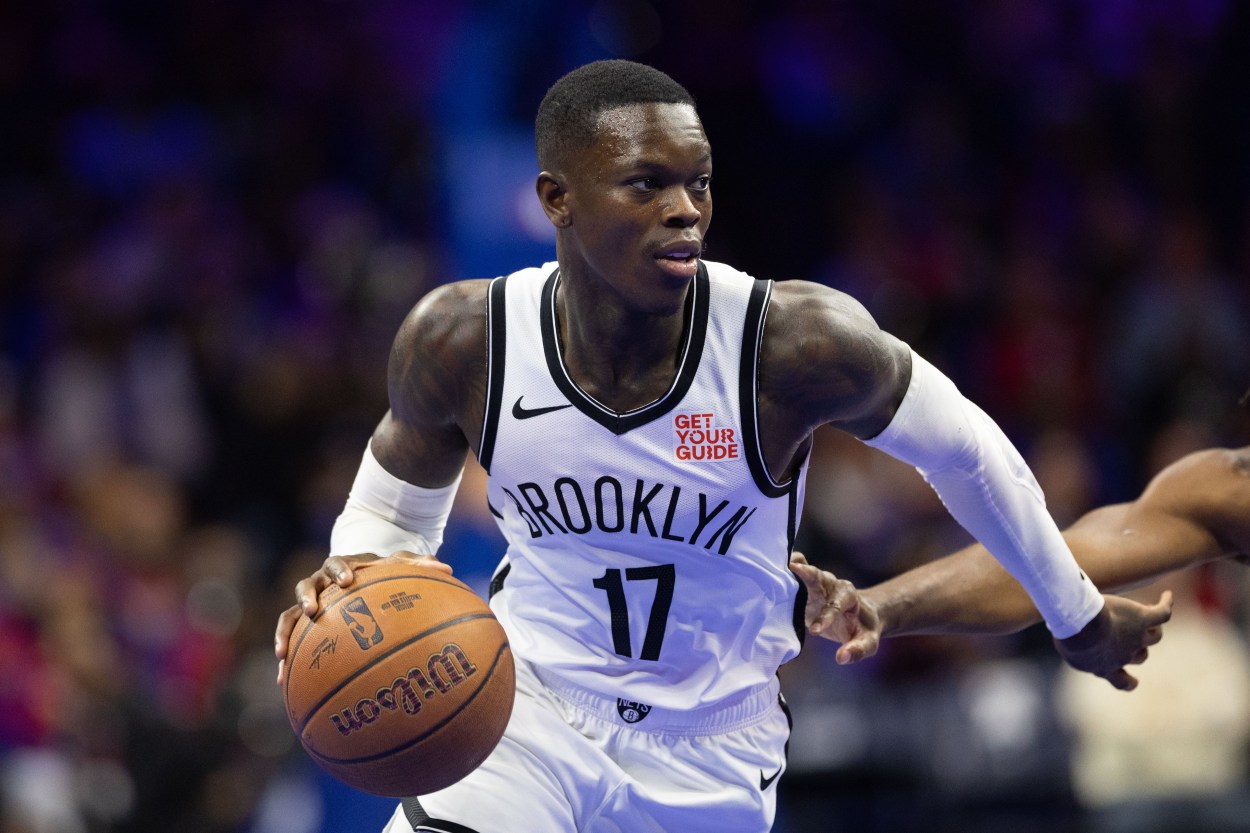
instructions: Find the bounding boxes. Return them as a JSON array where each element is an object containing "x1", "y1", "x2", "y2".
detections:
[
  {"x1": 329, "y1": 444, "x2": 463, "y2": 558},
  {"x1": 864, "y1": 351, "x2": 1103, "y2": 638}
]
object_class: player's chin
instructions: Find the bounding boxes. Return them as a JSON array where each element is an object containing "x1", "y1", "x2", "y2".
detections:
[{"x1": 634, "y1": 258, "x2": 697, "y2": 311}]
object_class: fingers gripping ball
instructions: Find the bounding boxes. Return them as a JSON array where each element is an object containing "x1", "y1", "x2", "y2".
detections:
[{"x1": 283, "y1": 561, "x2": 515, "y2": 797}]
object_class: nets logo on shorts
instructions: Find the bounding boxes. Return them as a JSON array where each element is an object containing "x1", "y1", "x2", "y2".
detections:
[
  {"x1": 616, "y1": 698, "x2": 653, "y2": 724},
  {"x1": 674, "y1": 412, "x2": 739, "y2": 462}
]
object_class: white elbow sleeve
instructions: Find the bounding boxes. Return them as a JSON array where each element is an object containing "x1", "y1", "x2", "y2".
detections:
[
  {"x1": 863, "y1": 351, "x2": 1103, "y2": 638},
  {"x1": 329, "y1": 444, "x2": 462, "y2": 558}
]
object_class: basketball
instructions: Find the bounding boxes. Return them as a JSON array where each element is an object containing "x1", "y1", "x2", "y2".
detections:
[{"x1": 283, "y1": 560, "x2": 514, "y2": 797}]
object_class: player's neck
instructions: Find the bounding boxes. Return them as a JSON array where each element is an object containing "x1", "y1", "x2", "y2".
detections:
[{"x1": 554, "y1": 279, "x2": 690, "y2": 412}]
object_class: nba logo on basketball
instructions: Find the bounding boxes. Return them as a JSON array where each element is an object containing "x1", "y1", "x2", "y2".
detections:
[
  {"x1": 616, "y1": 698, "x2": 652, "y2": 724},
  {"x1": 341, "y1": 598, "x2": 384, "y2": 650}
]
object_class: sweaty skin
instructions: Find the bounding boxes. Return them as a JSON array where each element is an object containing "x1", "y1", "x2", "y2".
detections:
[
  {"x1": 275, "y1": 101, "x2": 1171, "y2": 692},
  {"x1": 791, "y1": 446, "x2": 1249, "y2": 669}
]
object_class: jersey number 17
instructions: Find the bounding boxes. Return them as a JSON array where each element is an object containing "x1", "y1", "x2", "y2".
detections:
[{"x1": 592, "y1": 564, "x2": 675, "y2": 661}]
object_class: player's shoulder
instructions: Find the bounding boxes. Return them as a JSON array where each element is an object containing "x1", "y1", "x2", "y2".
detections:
[
  {"x1": 698, "y1": 262, "x2": 878, "y2": 328},
  {"x1": 396, "y1": 278, "x2": 492, "y2": 360},
  {"x1": 767, "y1": 279, "x2": 878, "y2": 329},
  {"x1": 757, "y1": 278, "x2": 888, "y2": 372},
  {"x1": 393, "y1": 262, "x2": 556, "y2": 366},
  {"x1": 751, "y1": 277, "x2": 910, "y2": 432}
]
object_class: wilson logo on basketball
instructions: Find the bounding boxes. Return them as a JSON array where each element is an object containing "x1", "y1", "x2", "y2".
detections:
[
  {"x1": 329, "y1": 643, "x2": 478, "y2": 737},
  {"x1": 674, "y1": 412, "x2": 739, "y2": 462}
]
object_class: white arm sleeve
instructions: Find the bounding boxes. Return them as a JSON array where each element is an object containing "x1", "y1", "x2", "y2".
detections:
[
  {"x1": 328, "y1": 444, "x2": 463, "y2": 558},
  {"x1": 863, "y1": 351, "x2": 1104, "y2": 638}
]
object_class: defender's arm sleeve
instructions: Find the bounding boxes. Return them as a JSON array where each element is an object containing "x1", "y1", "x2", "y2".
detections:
[
  {"x1": 329, "y1": 444, "x2": 463, "y2": 557},
  {"x1": 863, "y1": 351, "x2": 1103, "y2": 638}
]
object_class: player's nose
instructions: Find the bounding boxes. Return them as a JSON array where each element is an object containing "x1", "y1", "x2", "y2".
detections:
[{"x1": 662, "y1": 186, "x2": 702, "y2": 227}]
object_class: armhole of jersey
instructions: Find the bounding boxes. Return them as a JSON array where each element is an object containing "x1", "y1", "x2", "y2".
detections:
[
  {"x1": 740, "y1": 278, "x2": 807, "y2": 647},
  {"x1": 738, "y1": 278, "x2": 791, "y2": 499},
  {"x1": 402, "y1": 797, "x2": 483, "y2": 833},
  {"x1": 477, "y1": 275, "x2": 508, "y2": 473}
]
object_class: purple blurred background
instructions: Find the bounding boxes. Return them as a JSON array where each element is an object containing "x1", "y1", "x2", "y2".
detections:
[{"x1": 2, "y1": 2, "x2": 1249, "y2": 831}]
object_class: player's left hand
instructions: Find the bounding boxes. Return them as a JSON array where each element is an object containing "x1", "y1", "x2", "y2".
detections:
[
  {"x1": 1053, "y1": 591, "x2": 1173, "y2": 691},
  {"x1": 788, "y1": 552, "x2": 881, "y2": 665}
]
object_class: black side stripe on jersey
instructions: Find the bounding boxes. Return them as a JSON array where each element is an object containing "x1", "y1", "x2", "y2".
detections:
[
  {"x1": 779, "y1": 691, "x2": 794, "y2": 756},
  {"x1": 787, "y1": 483, "x2": 799, "y2": 554},
  {"x1": 791, "y1": 576, "x2": 808, "y2": 650},
  {"x1": 402, "y1": 797, "x2": 481, "y2": 833},
  {"x1": 786, "y1": 484, "x2": 806, "y2": 644},
  {"x1": 540, "y1": 263, "x2": 710, "y2": 435},
  {"x1": 477, "y1": 275, "x2": 509, "y2": 473},
  {"x1": 488, "y1": 561, "x2": 511, "y2": 599}
]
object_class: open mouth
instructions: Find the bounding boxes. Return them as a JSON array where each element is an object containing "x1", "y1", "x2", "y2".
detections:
[
  {"x1": 654, "y1": 238, "x2": 702, "y2": 278},
  {"x1": 655, "y1": 250, "x2": 700, "y2": 278}
]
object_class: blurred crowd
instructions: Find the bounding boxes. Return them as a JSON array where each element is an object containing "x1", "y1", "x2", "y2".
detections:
[{"x1": 1, "y1": 2, "x2": 1248, "y2": 832}]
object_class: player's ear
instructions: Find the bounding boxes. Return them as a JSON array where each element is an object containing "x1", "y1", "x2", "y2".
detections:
[{"x1": 537, "y1": 172, "x2": 571, "y2": 228}]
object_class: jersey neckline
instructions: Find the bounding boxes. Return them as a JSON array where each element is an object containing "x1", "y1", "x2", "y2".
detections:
[{"x1": 540, "y1": 263, "x2": 710, "y2": 436}]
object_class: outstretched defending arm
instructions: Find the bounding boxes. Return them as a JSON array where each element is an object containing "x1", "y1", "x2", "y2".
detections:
[{"x1": 860, "y1": 446, "x2": 1250, "y2": 639}]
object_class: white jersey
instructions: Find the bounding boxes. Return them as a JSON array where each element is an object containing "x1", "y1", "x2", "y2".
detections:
[{"x1": 479, "y1": 260, "x2": 809, "y2": 710}]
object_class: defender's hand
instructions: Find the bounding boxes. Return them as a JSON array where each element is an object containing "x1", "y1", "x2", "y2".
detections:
[
  {"x1": 274, "y1": 550, "x2": 451, "y2": 685},
  {"x1": 1053, "y1": 591, "x2": 1173, "y2": 691},
  {"x1": 788, "y1": 552, "x2": 882, "y2": 665}
]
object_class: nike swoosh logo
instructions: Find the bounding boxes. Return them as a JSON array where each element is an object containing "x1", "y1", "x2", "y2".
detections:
[
  {"x1": 759, "y1": 765, "x2": 782, "y2": 790},
  {"x1": 512, "y1": 396, "x2": 573, "y2": 420}
]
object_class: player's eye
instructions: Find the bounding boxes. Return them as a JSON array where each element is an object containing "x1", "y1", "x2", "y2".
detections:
[
  {"x1": 690, "y1": 175, "x2": 711, "y2": 192},
  {"x1": 629, "y1": 177, "x2": 660, "y2": 192}
]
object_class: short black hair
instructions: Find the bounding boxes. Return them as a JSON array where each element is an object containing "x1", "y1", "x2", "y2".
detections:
[{"x1": 535, "y1": 60, "x2": 696, "y2": 171}]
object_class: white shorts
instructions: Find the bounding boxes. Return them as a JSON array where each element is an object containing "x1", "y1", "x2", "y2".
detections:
[{"x1": 381, "y1": 658, "x2": 792, "y2": 833}]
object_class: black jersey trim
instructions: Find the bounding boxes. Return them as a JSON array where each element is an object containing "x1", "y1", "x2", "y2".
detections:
[
  {"x1": 488, "y1": 560, "x2": 511, "y2": 599},
  {"x1": 791, "y1": 574, "x2": 808, "y2": 650},
  {"x1": 779, "y1": 691, "x2": 794, "y2": 753},
  {"x1": 539, "y1": 262, "x2": 710, "y2": 435},
  {"x1": 787, "y1": 481, "x2": 807, "y2": 648},
  {"x1": 787, "y1": 484, "x2": 799, "y2": 554},
  {"x1": 477, "y1": 275, "x2": 509, "y2": 473},
  {"x1": 738, "y1": 279, "x2": 794, "y2": 499},
  {"x1": 739, "y1": 278, "x2": 806, "y2": 647},
  {"x1": 402, "y1": 798, "x2": 482, "y2": 833}
]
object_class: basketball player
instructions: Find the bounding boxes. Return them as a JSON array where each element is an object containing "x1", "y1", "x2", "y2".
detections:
[
  {"x1": 795, "y1": 445, "x2": 1250, "y2": 659},
  {"x1": 273, "y1": 60, "x2": 1171, "y2": 832}
]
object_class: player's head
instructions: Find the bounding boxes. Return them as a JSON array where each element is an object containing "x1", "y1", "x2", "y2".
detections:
[
  {"x1": 535, "y1": 60, "x2": 697, "y2": 173},
  {"x1": 535, "y1": 61, "x2": 710, "y2": 315}
]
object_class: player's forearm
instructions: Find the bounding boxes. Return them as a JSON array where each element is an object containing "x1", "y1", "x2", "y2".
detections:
[
  {"x1": 864, "y1": 546, "x2": 1039, "y2": 637},
  {"x1": 865, "y1": 483, "x2": 1233, "y2": 638}
]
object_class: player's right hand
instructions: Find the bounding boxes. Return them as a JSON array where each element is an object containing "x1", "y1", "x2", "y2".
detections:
[{"x1": 274, "y1": 550, "x2": 451, "y2": 685}]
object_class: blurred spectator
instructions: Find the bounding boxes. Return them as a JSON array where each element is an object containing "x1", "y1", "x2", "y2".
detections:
[
  {"x1": 1105, "y1": 208, "x2": 1250, "y2": 478},
  {"x1": 1056, "y1": 564, "x2": 1250, "y2": 833}
]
